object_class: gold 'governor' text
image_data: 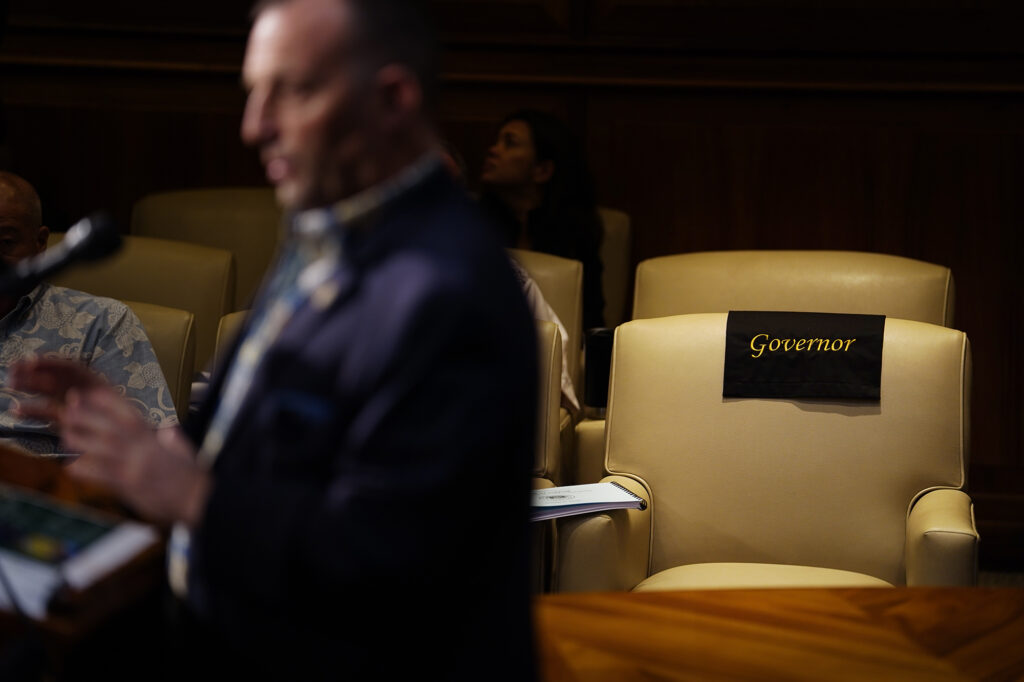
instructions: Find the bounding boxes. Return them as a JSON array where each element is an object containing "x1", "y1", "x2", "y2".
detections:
[{"x1": 749, "y1": 333, "x2": 856, "y2": 358}]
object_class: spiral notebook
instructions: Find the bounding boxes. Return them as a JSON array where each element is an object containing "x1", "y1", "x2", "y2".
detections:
[{"x1": 530, "y1": 482, "x2": 647, "y2": 522}]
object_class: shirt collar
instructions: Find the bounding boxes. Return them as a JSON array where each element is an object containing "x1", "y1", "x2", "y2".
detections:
[
  {"x1": 291, "y1": 152, "x2": 443, "y2": 239},
  {"x1": 0, "y1": 283, "x2": 47, "y2": 329}
]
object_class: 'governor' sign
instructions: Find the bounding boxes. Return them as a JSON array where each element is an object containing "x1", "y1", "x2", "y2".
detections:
[{"x1": 723, "y1": 311, "x2": 884, "y2": 400}]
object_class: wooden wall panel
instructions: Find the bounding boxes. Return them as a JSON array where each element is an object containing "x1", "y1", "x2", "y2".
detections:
[
  {"x1": 8, "y1": 0, "x2": 252, "y2": 32},
  {"x1": 587, "y1": 1, "x2": 1024, "y2": 53},
  {"x1": 2, "y1": 65, "x2": 260, "y2": 229},
  {"x1": 435, "y1": 0, "x2": 576, "y2": 38}
]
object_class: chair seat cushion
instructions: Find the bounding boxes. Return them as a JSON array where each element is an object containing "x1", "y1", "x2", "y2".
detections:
[{"x1": 633, "y1": 563, "x2": 893, "y2": 591}]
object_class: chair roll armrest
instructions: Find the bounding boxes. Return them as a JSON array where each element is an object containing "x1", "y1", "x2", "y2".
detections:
[
  {"x1": 574, "y1": 419, "x2": 606, "y2": 484},
  {"x1": 906, "y1": 488, "x2": 979, "y2": 586},
  {"x1": 559, "y1": 408, "x2": 574, "y2": 483},
  {"x1": 531, "y1": 477, "x2": 557, "y2": 593},
  {"x1": 551, "y1": 475, "x2": 651, "y2": 593}
]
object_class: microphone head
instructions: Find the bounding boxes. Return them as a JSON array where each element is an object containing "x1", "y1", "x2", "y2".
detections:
[
  {"x1": 64, "y1": 212, "x2": 122, "y2": 262},
  {"x1": 0, "y1": 212, "x2": 123, "y2": 295}
]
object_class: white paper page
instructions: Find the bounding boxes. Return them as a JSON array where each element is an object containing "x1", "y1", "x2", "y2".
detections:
[{"x1": 531, "y1": 482, "x2": 637, "y2": 508}]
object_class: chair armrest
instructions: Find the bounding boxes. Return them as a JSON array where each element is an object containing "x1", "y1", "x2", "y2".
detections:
[
  {"x1": 559, "y1": 408, "x2": 574, "y2": 484},
  {"x1": 906, "y1": 488, "x2": 979, "y2": 586},
  {"x1": 551, "y1": 475, "x2": 651, "y2": 593},
  {"x1": 574, "y1": 419, "x2": 606, "y2": 484},
  {"x1": 531, "y1": 477, "x2": 556, "y2": 593}
]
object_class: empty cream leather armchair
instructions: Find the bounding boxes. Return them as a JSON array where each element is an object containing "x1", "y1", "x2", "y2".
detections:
[
  {"x1": 48, "y1": 234, "x2": 235, "y2": 377},
  {"x1": 554, "y1": 313, "x2": 977, "y2": 592},
  {"x1": 576, "y1": 250, "x2": 958, "y2": 485},
  {"x1": 533, "y1": 320, "x2": 566, "y2": 485},
  {"x1": 132, "y1": 187, "x2": 283, "y2": 311},
  {"x1": 529, "y1": 320, "x2": 564, "y2": 593}
]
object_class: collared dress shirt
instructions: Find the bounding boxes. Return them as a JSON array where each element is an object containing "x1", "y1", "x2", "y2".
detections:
[{"x1": 0, "y1": 283, "x2": 177, "y2": 454}]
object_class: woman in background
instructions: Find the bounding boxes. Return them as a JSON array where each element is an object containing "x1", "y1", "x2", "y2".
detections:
[
  {"x1": 479, "y1": 109, "x2": 605, "y2": 330},
  {"x1": 438, "y1": 137, "x2": 580, "y2": 415}
]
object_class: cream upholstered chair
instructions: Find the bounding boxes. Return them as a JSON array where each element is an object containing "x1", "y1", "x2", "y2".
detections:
[
  {"x1": 48, "y1": 234, "x2": 234, "y2": 376},
  {"x1": 530, "y1": 320, "x2": 566, "y2": 593},
  {"x1": 533, "y1": 320, "x2": 566, "y2": 486},
  {"x1": 509, "y1": 249, "x2": 583, "y2": 388},
  {"x1": 576, "y1": 250, "x2": 958, "y2": 484},
  {"x1": 131, "y1": 187, "x2": 283, "y2": 311},
  {"x1": 633, "y1": 250, "x2": 955, "y2": 326},
  {"x1": 214, "y1": 310, "x2": 248, "y2": 368},
  {"x1": 509, "y1": 249, "x2": 583, "y2": 469},
  {"x1": 554, "y1": 313, "x2": 977, "y2": 592},
  {"x1": 124, "y1": 301, "x2": 196, "y2": 418},
  {"x1": 531, "y1": 477, "x2": 557, "y2": 594},
  {"x1": 597, "y1": 207, "x2": 631, "y2": 328}
]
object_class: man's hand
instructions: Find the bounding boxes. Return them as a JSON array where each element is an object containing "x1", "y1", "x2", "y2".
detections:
[
  {"x1": 12, "y1": 357, "x2": 209, "y2": 527},
  {"x1": 10, "y1": 356, "x2": 107, "y2": 424},
  {"x1": 62, "y1": 387, "x2": 210, "y2": 527}
]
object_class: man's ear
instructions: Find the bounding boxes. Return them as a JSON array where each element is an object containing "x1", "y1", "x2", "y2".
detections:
[
  {"x1": 373, "y1": 64, "x2": 422, "y2": 130},
  {"x1": 532, "y1": 159, "x2": 554, "y2": 185},
  {"x1": 36, "y1": 225, "x2": 50, "y2": 253}
]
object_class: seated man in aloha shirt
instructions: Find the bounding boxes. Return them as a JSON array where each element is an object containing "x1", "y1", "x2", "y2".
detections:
[{"x1": 0, "y1": 171, "x2": 176, "y2": 454}]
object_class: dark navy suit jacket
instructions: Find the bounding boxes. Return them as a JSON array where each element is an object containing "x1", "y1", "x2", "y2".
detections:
[{"x1": 184, "y1": 169, "x2": 538, "y2": 680}]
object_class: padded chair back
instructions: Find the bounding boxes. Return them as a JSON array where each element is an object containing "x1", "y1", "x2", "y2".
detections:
[
  {"x1": 124, "y1": 300, "x2": 196, "y2": 417},
  {"x1": 131, "y1": 187, "x2": 282, "y2": 311},
  {"x1": 214, "y1": 310, "x2": 248, "y2": 369},
  {"x1": 509, "y1": 249, "x2": 583, "y2": 392},
  {"x1": 534, "y1": 320, "x2": 564, "y2": 485},
  {"x1": 48, "y1": 234, "x2": 234, "y2": 376},
  {"x1": 597, "y1": 207, "x2": 631, "y2": 328},
  {"x1": 633, "y1": 251, "x2": 955, "y2": 327},
  {"x1": 531, "y1": 320, "x2": 565, "y2": 590},
  {"x1": 606, "y1": 313, "x2": 970, "y2": 585}
]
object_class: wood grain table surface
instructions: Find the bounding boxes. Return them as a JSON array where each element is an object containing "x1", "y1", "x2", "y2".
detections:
[{"x1": 535, "y1": 587, "x2": 1024, "y2": 681}]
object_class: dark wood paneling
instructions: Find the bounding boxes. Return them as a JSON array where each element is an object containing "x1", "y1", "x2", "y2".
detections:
[
  {"x1": 2, "y1": 64, "x2": 260, "y2": 230},
  {"x1": 436, "y1": 0, "x2": 577, "y2": 39},
  {"x1": 8, "y1": 0, "x2": 253, "y2": 33},
  {"x1": 587, "y1": 1, "x2": 1024, "y2": 54}
]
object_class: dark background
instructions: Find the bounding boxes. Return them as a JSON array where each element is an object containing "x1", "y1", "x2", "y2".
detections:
[{"x1": 1, "y1": 0, "x2": 1021, "y2": 569}]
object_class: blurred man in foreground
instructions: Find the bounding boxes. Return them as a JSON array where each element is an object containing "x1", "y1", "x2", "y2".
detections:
[
  {"x1": 0, "y1": 171, "x2": 175, "y2": 454},
  {"x1": 12, "y1": 0, "x2": 538, "y2": 678}
]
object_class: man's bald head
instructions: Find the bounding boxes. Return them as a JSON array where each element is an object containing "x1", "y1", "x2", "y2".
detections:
[
  {"x1": 0, "y1": 171, "x2": 43, "y2": 230},
  {"x1": 250, "y1": 0, "x2": 438, "y2": 108},
  {"x1": 0, "y1": 172, "x2": 48, "y2": 266},
  {"x1": 242, "y1": 0, "x2": 439, "y2": 208}
]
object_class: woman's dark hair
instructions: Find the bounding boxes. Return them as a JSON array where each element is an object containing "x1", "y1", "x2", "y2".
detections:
[{"x1": 482, "y1": 109, "x2": 605, "y2": 328}]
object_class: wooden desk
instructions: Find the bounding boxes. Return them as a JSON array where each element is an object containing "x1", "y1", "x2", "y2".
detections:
[{"x1": 535, "y1": 587, "x2": 1024, "y2": 681}]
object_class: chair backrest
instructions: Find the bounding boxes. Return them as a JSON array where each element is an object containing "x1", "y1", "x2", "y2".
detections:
[
  {"x1": 214, "y1": 310, "x2": 248, "y2": 369},
  {"x1": 597, "y1": 207, "x2": 631, "y2": 328},
  {"x1": 124, "y1": 300, "x2": 196, "y2": 418},
  {"x1": 48, "y1": 233, "x2": 234, "y2": 376},
  {"x1": 534, "y1": 320, "x2": 564, "y2": 485},
  {"x1": 131, "y1": 187, "x2": 282, "y2": 311},
  {"x1": 633, "y1": 251, "x2": 955, "y2": 326},
  {"x1": 509, "y1": 249, "x2": 583, "y2": 391},
  {"x1": 605, "y1": 313, "x2": 970, "y2": 585}
]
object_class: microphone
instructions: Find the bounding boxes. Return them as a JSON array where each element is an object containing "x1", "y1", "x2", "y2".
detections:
[{"x1": 0, "y1": 213, "x2": 122, "y2": 294}]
